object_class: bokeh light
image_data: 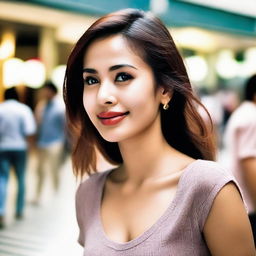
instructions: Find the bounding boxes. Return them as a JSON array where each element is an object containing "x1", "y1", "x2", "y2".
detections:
[
  {"x1": 3, "y1": 58, "x2": 24, "y2": 87},
  {"x1": 215, "y1": 50, "x2": 239, "y2": 79},
  {"x1": 22, "y1": 59, "x2": 46, "y2": 88},
  {"x1": 185, "y1": 55, "x2": 208, "y2": 83},
  {"x1": 51, "y1": 65, "x2": 66, "y2": 92},
  {"x1": 240, "y1": 47, "x2": 256, "y2": 77}
]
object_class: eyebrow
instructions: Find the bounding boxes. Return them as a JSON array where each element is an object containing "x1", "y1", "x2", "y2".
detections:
[{"x1": 82, "y1": 64, "x2": 137, "y2": 74}]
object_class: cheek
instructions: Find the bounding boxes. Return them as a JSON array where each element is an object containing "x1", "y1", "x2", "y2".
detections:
[
  {"x1": 127, "y1": 85, "x2": 160, "y2": 113},
  {"x1": 131, "y1": 97, "x2": 149, "y2": 110},
  {"x1": 83, "y1": 91, "x2": 95, "y2": 121}
]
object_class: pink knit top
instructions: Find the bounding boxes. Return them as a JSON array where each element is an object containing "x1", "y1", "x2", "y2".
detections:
[{"x1": 76, "y1": 160, "x2": 239, "y2": 255}]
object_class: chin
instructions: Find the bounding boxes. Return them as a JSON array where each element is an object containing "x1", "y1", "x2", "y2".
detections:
[
  {"x1": 98, "y1": 130, "x2": 129, "y2": 143},
  {"x1": 97, "y1": 131, "x2": 120, "y2": 143},
  {"x1": 101, "y1": 137, "x2": 121, "y2": 144},
  {"x1": 103, "y1": 138, "x2": 119, "y2": 143}
]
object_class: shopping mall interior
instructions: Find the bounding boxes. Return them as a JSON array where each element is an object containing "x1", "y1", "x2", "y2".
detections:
[
  {"x1": 0, "y1": 1, "x2": 256, "y2": 255},
  {"x1": 0, "y1": 0, "x2": 255, "y2": 105}
]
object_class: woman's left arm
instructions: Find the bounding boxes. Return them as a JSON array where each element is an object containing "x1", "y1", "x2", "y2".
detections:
[{"x1": 203, "y1": 182, "x2": 255, "y2": 256}]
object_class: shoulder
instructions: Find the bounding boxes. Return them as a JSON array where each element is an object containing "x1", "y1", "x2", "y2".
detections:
[
  {"x1": 183, "y1": 159, "x2": 234, "y2": 190},
  {"x1": 76, "y1": 170, "x2": 109, "y2": 202},
  {"x1": 181, "y1": 160, "x2": 239, "y2": 228},
  {"x1": 1, "y1": 101, "x2": 32, "y2": 115},
  {"x1": 75, "y1": 170, "x2": 110, "y2": 228},
  {"x1": 203, "y1": 182, "x2": 255, "y2": 255},
  {"x1": 182, "y1": 159, "x2": 237, "y2": 201},
  {"x1": 15, "y1": 101, "x2": 34, "y2": 115},
  {"x1": 228, "y1": 102, "x2": 256, "y2": 128},
  {"x1": 19, "y1": 104, "x2": 35, "y2": 124}
]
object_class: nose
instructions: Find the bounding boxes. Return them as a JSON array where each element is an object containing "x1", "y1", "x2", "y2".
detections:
[{"x1": 97, "y1": 81, "x2": 117, "y2": 106}]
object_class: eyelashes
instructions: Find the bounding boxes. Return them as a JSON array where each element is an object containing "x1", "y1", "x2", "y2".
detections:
[
  {"x1": 84, "y1": 76, "x2": 99, "y2": 86},
  {"x1": 115, "y1": 72, "x2": 133, "y2": 82},
  {"x1": 83, "y1": 72, "x2": 134, "y2": 86}
]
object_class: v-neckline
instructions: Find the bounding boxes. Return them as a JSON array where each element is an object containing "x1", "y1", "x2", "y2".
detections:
[{"x1": 95, "y1": 159, "x2": 200, "y2": 250}]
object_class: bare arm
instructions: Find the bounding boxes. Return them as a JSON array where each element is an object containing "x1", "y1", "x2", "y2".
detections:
[
  {"x1": 26, "y1": 135, "x2": 36, "y2": 151},
  {"x1": 241, "y1": 157, "x2": 256, "y2": 209},
  {"x1": 203, "y1": 183, "x2": 255, "y2": 256}
]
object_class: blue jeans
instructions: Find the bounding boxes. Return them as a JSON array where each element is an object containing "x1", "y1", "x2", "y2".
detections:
[{"x1": 0, "y1": 150, "x2": 27, "y2": 216}]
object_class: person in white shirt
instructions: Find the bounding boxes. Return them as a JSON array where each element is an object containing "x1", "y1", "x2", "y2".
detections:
[{"x1": 0, "y1": 87, "x2": 36, "y2": 229}]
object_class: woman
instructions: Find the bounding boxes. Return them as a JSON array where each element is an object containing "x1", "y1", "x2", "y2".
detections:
[{"x1": 64, "y1": 9, "x2": 254, "y2": 255}]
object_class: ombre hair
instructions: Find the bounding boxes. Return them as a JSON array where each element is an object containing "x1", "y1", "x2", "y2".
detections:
[{"x1": 63, "y1": 8, "x2": 215, "y2": 178}]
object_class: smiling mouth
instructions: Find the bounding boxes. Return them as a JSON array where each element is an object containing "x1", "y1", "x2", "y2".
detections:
[
  {"x1": 97, "y1": 111, "x2": 129, "y2": 125},
  {"x1": 98, "y1": 111, "x2": 129, "y2": 119}
]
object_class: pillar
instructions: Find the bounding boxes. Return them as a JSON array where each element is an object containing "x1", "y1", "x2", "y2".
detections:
[
  {"x1": 38, "y1": 27, "x2": 58, "y2": 80},
  {"x1": 0, "y1": 29, "x2": 16, "y2": 102}
]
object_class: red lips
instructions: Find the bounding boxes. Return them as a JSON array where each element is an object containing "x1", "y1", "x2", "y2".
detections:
[{"x1": 97, "y1": 111, "x2": 129, "y2": 125}]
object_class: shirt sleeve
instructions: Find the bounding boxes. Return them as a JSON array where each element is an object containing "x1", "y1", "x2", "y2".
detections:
[
  {"x1": 193, "y1": 162, "x2": 242, "y2": 231},
  {"x1": 23, "y1": 107, "x2": 36, "y2": 136},
  {"x1": 198, "y1": 176, "x2": 239, "y2": 231},
  {"x1": 76, "y1": 183, "x2": 86, "y2": 247},
  {"x1": 237, "y1": 121, "x2": 256, "y2": 160}
]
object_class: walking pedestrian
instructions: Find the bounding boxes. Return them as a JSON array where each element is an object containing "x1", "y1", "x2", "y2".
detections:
[
  {"x1": 225, "y1": 74, "x2": 256, "y2": 245},
  {"x1": 0, "y1": 87, "x2": 36, "y2": 228},
  {"x1": 34, "y1": 81, "x2": 66, "y2": 204}
]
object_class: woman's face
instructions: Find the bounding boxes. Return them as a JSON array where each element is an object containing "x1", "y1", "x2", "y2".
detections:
[{"x1": 83, "y1": 35, "x2": 167, "y2": 142}]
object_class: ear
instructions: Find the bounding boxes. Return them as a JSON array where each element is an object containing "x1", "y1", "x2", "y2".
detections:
[{"x1": 159, "y1": 87, "x2": 173, "y2": 105}]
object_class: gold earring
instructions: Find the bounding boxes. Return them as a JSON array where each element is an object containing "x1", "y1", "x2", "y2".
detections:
[{"x1": 163, "y1": 103, "x2": 169, "y2": 110}]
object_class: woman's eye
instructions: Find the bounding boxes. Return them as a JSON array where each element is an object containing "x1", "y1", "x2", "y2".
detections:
[
  {"x1": 84, "y1": 77, "x2": 99, "y2": 86},
  {"x1": 115, "y1": 72, "x2": 133, "y2": 82}
]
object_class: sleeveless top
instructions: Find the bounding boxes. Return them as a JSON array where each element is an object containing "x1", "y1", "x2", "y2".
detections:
[{"x1": 76, "y1": 160, "x2": 239, "y2": 256}]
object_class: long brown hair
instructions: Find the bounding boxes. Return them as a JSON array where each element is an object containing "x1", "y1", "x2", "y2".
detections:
[{"x1": 63, "y1": 8, "x2": 216, "y2": 178}]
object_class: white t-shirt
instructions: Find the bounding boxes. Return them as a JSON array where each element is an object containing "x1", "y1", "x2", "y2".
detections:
[{"x1": 0, "y1": 100, "x2": 36, "y2": 150}]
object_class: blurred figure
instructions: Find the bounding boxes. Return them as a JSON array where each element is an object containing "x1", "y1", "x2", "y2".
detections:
[
  {"x1": 221, "y1": 89, "x2": 240, "y2": 127},
  {"x1": 0, "y1": 87, "x2": 36, "y2": 229},
  {"x1": 198, "y1": 88, "x2": 224, "y2": 148},
  {"x1": 16, "y1": 84, "x2": 38, "y2": 111},
  {"x1": 224, "y1": 74, "x2": 256, "y2": 244},
  {"x1": 34, "y1": 81, "x2": 66, "y2": 204}
]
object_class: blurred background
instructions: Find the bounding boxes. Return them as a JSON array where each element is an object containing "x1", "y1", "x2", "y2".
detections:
[{"x1": 0, "y1": 0, "x2": 255, "y2": 255}]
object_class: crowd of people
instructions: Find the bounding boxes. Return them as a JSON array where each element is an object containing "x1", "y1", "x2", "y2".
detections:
[{"x1": 0, "y1": 81, "x2": 67, "y2": 229}]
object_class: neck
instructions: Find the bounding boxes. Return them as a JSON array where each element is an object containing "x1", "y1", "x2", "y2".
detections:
[
  {"x1": 47, "y1": 95, "x2": 56, "y2": 102},
  {"x1": 117, "y1": 115, "x2": 178, "y2": 184}
]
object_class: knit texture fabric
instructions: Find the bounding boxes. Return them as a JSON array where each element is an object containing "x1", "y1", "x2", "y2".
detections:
[{"x1": 76, "y1": 160, "x2": 239, "y2": 256}]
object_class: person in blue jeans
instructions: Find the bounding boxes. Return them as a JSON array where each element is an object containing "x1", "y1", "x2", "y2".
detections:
[{"x1": 0, "y1": 87, "x2": 36, "y2": 229}]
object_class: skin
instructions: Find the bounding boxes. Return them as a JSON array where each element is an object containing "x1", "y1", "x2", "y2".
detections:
[
  {"x1": 82, "y1": 35, "x2": 255, "y2": 254},
  {"x1": 242, "y1": 157, "x2": 256, "y2": 209},
  {"x1": 203, "y1": 183, "x2": 255, "y2": 255}
]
